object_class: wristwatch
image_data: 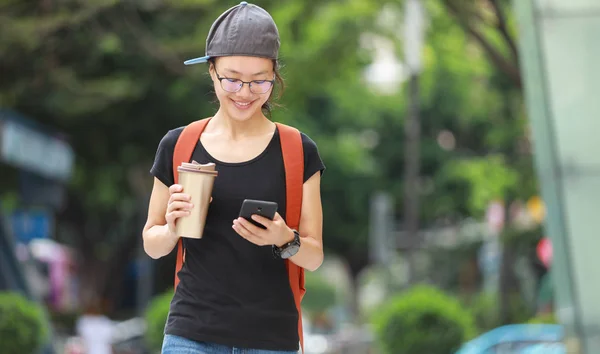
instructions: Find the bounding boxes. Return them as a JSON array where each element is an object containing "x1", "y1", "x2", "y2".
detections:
[{"x1": 273, "y1": 229, "x2": 301, "y2": 259}]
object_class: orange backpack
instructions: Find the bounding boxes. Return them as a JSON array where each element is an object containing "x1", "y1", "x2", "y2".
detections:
[{"x1": 171, "y1": 117, "x2": 306, "y2": 352}]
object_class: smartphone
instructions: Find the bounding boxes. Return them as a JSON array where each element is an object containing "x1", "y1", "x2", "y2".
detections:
[{"x1": 239, "y1": 199, "x2": 278, "y2": 229}]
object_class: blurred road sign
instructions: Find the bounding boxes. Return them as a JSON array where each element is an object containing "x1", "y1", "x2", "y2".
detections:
[{"x1": 10, "y1": 209, "x2": 52, "y2": 244}]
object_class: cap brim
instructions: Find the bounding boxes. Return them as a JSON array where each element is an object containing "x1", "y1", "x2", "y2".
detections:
[{"x1": 184, "y1": 56, "x2": 211, "y2": 65}]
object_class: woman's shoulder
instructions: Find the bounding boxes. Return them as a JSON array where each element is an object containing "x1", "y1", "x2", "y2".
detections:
[
  {"x1": 299, "y1": 131, "x2": 319, "y2": 154},
  {"x1": 275, "y1": 123, "x2": 319, "y2": 150},
  {"x1": 298, "y1": 130, "x2": 325, "y2": 181},
  {"x1": 157, "y1": 126, "x2": 186, "y2": 149},
  {"x1": 277, "y1": 125, "x2": 325, "y2": 180},
  {"x1": 150, "y1": 126, "x2": 187, "y2": 187}
]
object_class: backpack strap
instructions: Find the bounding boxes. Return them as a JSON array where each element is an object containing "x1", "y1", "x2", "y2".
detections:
[
  {"x1": 172, "y1": 118, "x2": 211, "y2": 289},
  {"x1": 275, "y1": 122, "x2": 306, "y2": 353}
]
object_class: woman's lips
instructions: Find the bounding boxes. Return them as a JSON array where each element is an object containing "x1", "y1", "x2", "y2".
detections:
[{"x1": 232, "y1": 99, "x2": 254, "y2": 110}]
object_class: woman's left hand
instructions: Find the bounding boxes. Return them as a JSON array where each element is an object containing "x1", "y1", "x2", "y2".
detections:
[{"x1": 233, "y1": 212, "x2": 294, "y2": 247}]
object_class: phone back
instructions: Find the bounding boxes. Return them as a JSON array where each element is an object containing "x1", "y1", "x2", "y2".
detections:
[{"x1": 239, "y1": 199, "x2": 278, "y2": 228}]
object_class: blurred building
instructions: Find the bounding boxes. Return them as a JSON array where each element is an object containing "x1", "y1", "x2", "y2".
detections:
[
  {"x1": 0, "y1": 108, "x2": 75, "y2": 301},
  {"x1": 515, "y1": 0, "x2": 600, "y2": 352}
]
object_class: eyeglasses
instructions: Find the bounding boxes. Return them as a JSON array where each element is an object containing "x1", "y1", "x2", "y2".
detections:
[{"x1": 214, "y1": 69, "x2": 275, "y2": 94}]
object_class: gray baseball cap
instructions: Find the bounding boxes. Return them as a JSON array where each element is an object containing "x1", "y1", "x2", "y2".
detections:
[{"x1": 184, "y1": 1, "x2": 280, "y2": 65}]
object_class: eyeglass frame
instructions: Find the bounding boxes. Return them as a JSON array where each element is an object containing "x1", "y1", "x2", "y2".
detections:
[{"x1": 214, "y1": 69, "x2": 275, "y2": 94}]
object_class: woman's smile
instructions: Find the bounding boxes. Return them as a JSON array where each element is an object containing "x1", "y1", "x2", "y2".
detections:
[{"x1": 231, "y1": 98, "x2": 256, "y2": 110}]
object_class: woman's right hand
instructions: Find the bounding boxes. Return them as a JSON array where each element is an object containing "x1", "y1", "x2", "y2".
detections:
[{"x1": 166, "y1": 184, "x2": 193, "y2": 236}]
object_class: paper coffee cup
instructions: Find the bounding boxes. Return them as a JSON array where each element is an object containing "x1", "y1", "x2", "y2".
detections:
[{"x1": 175, "y1": 161, "x2": 218, "y2": 239}]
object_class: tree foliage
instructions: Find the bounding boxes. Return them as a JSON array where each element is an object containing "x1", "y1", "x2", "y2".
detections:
[
  {"x1": 0, "y1": 0, "x2": 390, "y2": 309},
  {"x1": 0, "y1": 0, "x2": 538, "y2": 316}
]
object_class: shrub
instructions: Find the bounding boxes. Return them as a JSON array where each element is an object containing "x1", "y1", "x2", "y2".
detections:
[
  {"x1": 466, "y1": 291, "x2": 534, "y2": 334},
  {"x1": 0, "y1": 291, "x2": 49, "y2": 354},
  {"x1": 527, "y1": 312, "x2": 558, "y2": 324},
  {"x1": 144, "y1": 289, "x2": 173, "y2": 352},
  {"x1": 301, "y1": 272, "x2": 337, "y2": 315},
  {"x1": 467, "y1": 292, "x2": 500, "y2": 333},
  {"x1": 372, "y1": 285, "x2": 476, "y2": 354}
]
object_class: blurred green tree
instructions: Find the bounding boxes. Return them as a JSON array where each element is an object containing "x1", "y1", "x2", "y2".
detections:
[
  {"x1": 369, "y1": 0, "x2": 537, "y2": 324},
  {"x1": 0, "y1": 0, "x2": 538, "y2": 325},
  {"x1": 439, "y1": 0, "x2": 521, "y2": 88},
  {"x1": 0, "y1": 0, "x2": 390, "y2": 312},
  {"x1": 436, "y1": 0, "x2": 540, "y2": 324}
]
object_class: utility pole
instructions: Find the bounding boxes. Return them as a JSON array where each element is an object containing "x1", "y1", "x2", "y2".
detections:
[
  {"x1": 402, "y1": 0, "x2": 425, "y2": 284},
  {"x1": 369, "y1": 192, "x2": 394, "y2": 266}
]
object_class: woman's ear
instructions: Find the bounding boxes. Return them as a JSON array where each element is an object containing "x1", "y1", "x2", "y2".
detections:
[{"x1": 208, "y1": 60, "x2": 220, "y2": 79}]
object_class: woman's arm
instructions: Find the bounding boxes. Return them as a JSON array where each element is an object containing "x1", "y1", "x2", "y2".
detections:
[
  {"x1": 286, "y1": 171, "x2": 324, "y2": 271},
  {"x1": 142, "y1": 178, "x2": 191, "y2": 259}
]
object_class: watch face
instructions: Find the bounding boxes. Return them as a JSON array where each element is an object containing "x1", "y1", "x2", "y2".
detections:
[{"x1": 281, "y1": 244, "x2": 300, "y2": 259}]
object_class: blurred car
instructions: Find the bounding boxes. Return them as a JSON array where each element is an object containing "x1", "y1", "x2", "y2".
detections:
[{"x1": 455, "y1": 324, "x2": 565, "y2": 354}]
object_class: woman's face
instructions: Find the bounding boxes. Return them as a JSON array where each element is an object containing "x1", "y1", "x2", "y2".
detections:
[{"x1": 210, "y1": 56, "x2": 274, "y2": 122}]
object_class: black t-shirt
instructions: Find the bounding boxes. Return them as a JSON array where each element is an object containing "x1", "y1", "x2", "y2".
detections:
[{"x1": 149, "y1": 125, "x2": 325, "y2": 351}]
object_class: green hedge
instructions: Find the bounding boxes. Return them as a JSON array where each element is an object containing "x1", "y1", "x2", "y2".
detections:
[
  {"x1": 466, "y1": 291, "x2": 533, "y2": 334},
  {"x1": 0, "y1": 292, "x2": 49, "y2": 354},
  {"x1": 372, "y1": 285, "x2": 476, "y2": 354},
  {"x1": 527, "y1": 312, "x2": 557, "y2": 324},
  {"x1": 467, "y1": 292, "x2": 500, "y2": 333},
  {"x1": 144, "y1": 289, "x2": 173, "y2": 352}
]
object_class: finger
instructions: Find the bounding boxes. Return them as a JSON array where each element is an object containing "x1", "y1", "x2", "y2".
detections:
[
  {"x1": 167, "y1": 201, "x2": 194, "y2": 213},
  {"x1": 272, "y1": 212, "x2": 284, "y2": 221},
  {"x1": 233, "y1": 218, "x2": 255, "y2": 235},
  {"x1": 250, "y1": 214, "x2": 273, "y2": 228},
  {"x1": 167, "y1": 210, "x2": 190, "y2": 222},
  {"x1": 169, "y1": 192, "x2": 191, "y2": 204},
  {"x1": 234, "y1": 218, "x2": 264, "y2": 240},
  {"x1": 232, "y1": 221, "x2": 264, "y2": 245},
  {"x1": 169, "y1": 184, "x2": 183, "y2": 194},
  {"x1": 238, "y1": 217, "x2": 268, "y2": 235}
]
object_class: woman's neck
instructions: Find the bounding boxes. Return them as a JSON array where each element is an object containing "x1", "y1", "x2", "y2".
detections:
[{"x1": 210, "y1": 109, "x2": 273, "y2": 140}]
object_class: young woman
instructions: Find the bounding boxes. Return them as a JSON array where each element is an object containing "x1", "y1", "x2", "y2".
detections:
[{"x1": 142, "y1": 2, "x2": 325, "y2": 353}]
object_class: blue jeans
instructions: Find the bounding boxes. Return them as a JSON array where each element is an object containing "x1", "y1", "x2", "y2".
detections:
[{"x1": 161, "y1": 334, "x2": 299, "y2": 354}]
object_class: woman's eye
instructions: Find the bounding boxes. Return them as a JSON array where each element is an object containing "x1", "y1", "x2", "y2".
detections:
[
  {"x1": 226, "y1": 78, "x2": 238, "y2": 83},
  {"x1": 253, "y1": 80, "x2": 266, "y2": 84}
]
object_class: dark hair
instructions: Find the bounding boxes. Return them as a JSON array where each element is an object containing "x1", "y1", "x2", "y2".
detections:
[{"x1": 208, "y1": 58, "x2": 285, "y2": 116}]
